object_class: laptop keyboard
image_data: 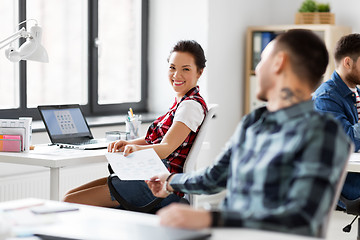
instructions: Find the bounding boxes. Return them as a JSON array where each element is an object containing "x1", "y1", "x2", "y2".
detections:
[{"x1": 71, "y1": 139, "x2": 100, "y2": 145}]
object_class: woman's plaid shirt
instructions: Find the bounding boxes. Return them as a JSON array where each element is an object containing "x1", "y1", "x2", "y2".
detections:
[{"x1": 145, "y1": 86, "x2": 207, "y2": 174}]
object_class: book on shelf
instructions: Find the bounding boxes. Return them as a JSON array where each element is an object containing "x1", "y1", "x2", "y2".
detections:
[
  {"x1": 261, "y1": 32, "x2": 276, "y2": 51},
  {"x1": 252, "y1": 31, "x2": 277, "y2": 70},
  {"x1": 252, "y1": 32, "x2": 262, "y2": 70}
]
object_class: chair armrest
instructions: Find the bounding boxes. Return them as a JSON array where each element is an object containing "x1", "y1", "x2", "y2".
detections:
[{"x1": 340, "y1": 194, "x2": 360, "y2": 215}]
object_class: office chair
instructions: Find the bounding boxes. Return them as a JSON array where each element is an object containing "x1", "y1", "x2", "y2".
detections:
[
  {"x1": 337, "y1": 153, "x2": 360, "y2": 240},
  {"x1": 339, "y1": 195, "x2": 360, "y2": 239},
  {"x1": 107, "y1": 104, "x2": 218, "y2": 212},
  {"x1": 182, "y1": 104, "x2": 218, "y2": 205},
  {"x1": 183, "y1": 104, "x2": 218, "y2": 173},
  {"x1": 317, "y1": 145, "x2": 353, "y2": 238}
]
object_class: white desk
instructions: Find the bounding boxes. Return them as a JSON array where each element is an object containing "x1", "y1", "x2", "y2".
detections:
[
  {"x1": 0, "y1": 145, "x2": 107, "y2": 200},
  {"x1": 210, "y1": 229, "x2": 321, "y2": 240},
  {"x1": 347, "y1": 152, "x2": 360, "y2": 172},
  {"x1": 0, "y1": 198, "x2": 321, "y2": 240}
]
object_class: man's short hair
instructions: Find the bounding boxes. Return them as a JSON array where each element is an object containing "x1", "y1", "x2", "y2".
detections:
[
  {"x1": 334, "y1": 33, "x2": 360, "y2": 65},
  {"x1": 274, "y1": 29, "x2": 329, "y2": 89}
]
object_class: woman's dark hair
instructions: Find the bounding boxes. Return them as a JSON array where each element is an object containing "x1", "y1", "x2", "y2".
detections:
[
  {"x1": 335, "y1": 33, "x2": 360, "y2": 65},
  {"x1": 168, "y1": 40, "x2": 206, "y2": 72}
]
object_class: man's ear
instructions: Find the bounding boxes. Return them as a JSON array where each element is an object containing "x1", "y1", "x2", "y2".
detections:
[
  {"x1": 343, "y1": 57, "x2": 353, "y2": 70},
  {"x1": 273, "y1": 51, "x2": 286, "y2": 74}
]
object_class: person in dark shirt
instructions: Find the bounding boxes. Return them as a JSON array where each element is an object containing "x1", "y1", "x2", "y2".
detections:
[{"x1": 313, "y1": 33, "x2": 360, "y2": 208}]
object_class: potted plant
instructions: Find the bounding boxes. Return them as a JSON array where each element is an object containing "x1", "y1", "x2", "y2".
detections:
[
  {"x1": 316, "y1": 3, "x2": 333, "y2": 23},
  {"x1": 299, "y1": 0, "x2": 318, "y2": 12},
  {"x1": 295, "y1": 0, "x2": 334, "y2": 24},
  {"x1": 317, "y1": 3, "x2": 330, "y2": 12}
]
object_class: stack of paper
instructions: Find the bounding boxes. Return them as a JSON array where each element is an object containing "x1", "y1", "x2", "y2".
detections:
[
  {"x1": 0, "y1": 118, "x2": 32, "y2": 152},
  {"x1": 106, "y1": 149, "x2": 169, "y2": 180}
]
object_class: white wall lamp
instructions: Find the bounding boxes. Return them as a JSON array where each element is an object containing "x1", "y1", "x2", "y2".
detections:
[{"x1": 0, "y1": 19, "x2": 48, "y2": 63}]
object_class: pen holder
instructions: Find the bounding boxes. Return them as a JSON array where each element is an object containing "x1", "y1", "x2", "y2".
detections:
[{"x1": 125, "y1": 118, "x2": 141, "y2": 140}]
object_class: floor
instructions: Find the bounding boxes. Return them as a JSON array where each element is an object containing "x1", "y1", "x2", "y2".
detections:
[{"x1": 326, "y1": 210, "x2": 358, "y2": 240}]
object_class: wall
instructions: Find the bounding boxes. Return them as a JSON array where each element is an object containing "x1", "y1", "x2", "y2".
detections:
[
  {"x1": 149, "y1": 0, "x2": 360, "y2": 162},
  {"x1": 331, "y1": 0, "x2": 360, "y2": 33},
  {"x1": 206, "y1": 0, "x2": 273, "y2": 157},
  {"x1": 147, "y1": 0, "x2": 209, "y2": 113}
]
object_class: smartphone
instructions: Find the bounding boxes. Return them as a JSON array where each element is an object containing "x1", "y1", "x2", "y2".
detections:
[{"x1": 31, "y1": 205, "x2": 79, "y2": 214}]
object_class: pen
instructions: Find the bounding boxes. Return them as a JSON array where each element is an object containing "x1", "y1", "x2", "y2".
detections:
[
  {"x1": 129, "y1": 108, "x2": 134, "y2": 118},
  {"x1": 2, "y1": 202, "x2": 45, "y2": 212}
]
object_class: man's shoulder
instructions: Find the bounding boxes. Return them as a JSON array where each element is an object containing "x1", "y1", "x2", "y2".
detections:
[
  {"x1": 300, "y1": 111, "x2": 352, "y2": 151},
  {"x1": 307, "y1": 109, "x2": 337, "y2": 121},
  {"x1": 308, "y1": 110, "x2": 349, "y2": 136},
  {"x1": 243, "y1": 107, "x2": 267, "y2": 123},
  {"x1": 313, "y1": 79, "x2": 338, "y2": 97}
]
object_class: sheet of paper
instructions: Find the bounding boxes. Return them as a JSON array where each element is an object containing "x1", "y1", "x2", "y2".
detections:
[{"x1": 106, "y1": 148, "x2": 169, "y2": 180}]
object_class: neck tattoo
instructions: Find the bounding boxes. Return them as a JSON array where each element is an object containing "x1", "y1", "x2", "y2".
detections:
[{"x1": 280, "y1": 88, "x2": 304, "y2": 105}]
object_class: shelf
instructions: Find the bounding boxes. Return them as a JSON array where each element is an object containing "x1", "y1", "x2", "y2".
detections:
[{"x1": 244, "y1": 24, "x2": 352, "y2": 115}]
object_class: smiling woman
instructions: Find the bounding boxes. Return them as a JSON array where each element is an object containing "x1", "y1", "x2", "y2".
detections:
[
  {"x1": 168, "y1": 52, "x2": 203, "y2": 101},
  {"x1": 63, "y1": 40, "x2": 209, "y2": 213},
  {"x1": 167, "y1": 40, "x2": 207, "y2": 103}
]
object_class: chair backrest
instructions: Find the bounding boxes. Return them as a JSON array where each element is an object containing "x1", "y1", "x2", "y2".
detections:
[
  {"x1": 183, "y1": 104, "x2": 218, "y2": 173},
  {"x1": 318, "y1": 144, "x2": 353, "y2": 238},
  {"x1": 182, "y1": 104, "x2": 218, "y2": 206}
]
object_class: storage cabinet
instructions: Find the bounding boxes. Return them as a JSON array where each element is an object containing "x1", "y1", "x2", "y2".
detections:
[{"x1": 244, "y1": 25, "x2": 351, "y2": 114}]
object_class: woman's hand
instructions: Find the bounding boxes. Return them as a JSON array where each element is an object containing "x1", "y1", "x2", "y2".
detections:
[
  {"x1": 107, "y1": 140, "x2": 128, "y2": 153},
  {"x1": 146, "y1": 173, "x2": 171, "y2": 198},
  {"x1": 157, "y1": 203, "x2": 212, "y2": 229},
  {"x1": 123, "y1": 144, "x2": 142, "y2": 156}
]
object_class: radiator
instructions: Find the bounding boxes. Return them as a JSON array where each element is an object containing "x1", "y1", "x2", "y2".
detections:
[
  {"x1": 0, "y1": 171, "x2": 49, "y2": 201},
  {"x1": 0, "y1": 162, "x2": 108, "y2": 202}
]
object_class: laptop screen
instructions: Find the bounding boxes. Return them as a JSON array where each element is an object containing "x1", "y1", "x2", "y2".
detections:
[{"x1": 38, "y1": 105, "x2": 93, "y2": 143}]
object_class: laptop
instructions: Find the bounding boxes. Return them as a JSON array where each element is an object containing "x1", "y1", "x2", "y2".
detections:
[{"x1": 38, "y1": 104, "x2": 110, "y2": 150}]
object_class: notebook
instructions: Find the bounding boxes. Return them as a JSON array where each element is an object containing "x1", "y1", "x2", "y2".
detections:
[{"x1": 38, "y1": 104, "x2": 110, "y2": 150}]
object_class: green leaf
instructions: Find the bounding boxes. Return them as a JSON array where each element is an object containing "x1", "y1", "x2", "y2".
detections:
[
  {"x1": 299, "y1": 0, "x2": 318, "y2": 12},
  {"x1": 317, "y1": 3, "x2": 330, "y2": 12}
]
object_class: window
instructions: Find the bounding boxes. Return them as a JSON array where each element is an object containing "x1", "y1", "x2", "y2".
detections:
[
  {"x1": 0, "y1": 1, "x2": 19, "y2": 110},
  {"x1": 98, "y1": 0, "x2": 142, "y2": 105},
  {"x1": 27, "y1": 0, "x2": 88, "y2": 108},
  {"x1": 0, "y1": 0, "x2": 148, "y2": 119}
]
